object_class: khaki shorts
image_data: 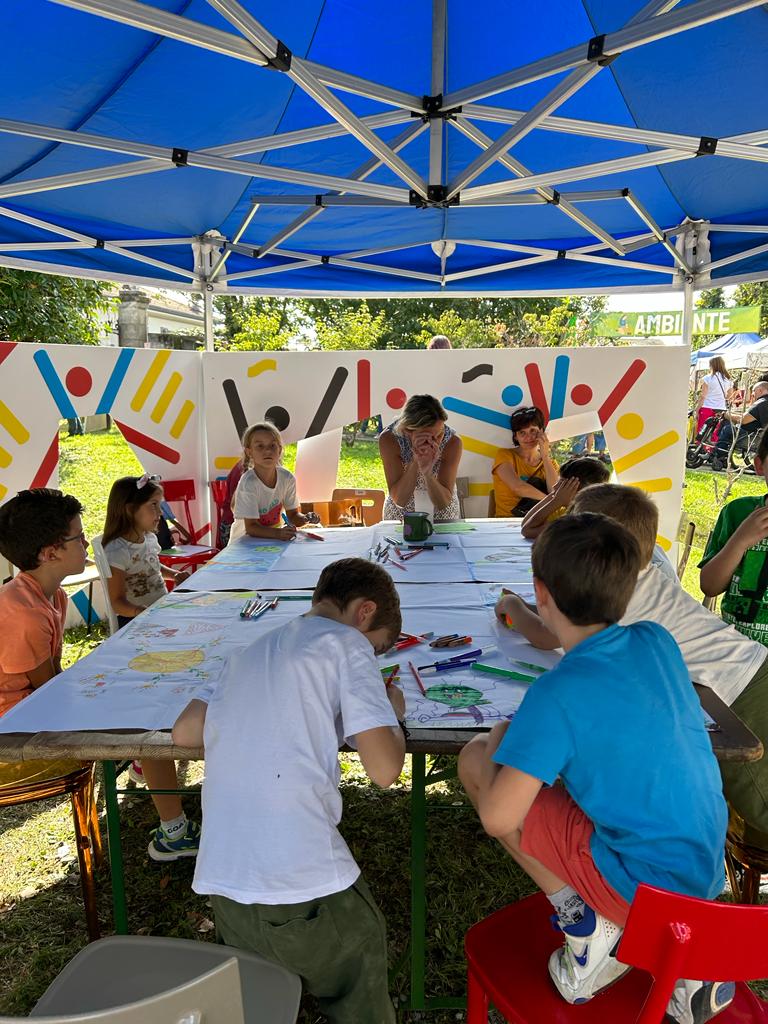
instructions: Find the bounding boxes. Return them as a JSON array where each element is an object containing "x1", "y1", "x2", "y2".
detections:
[{"x1": 210, "y1": 875, "x2": 395, "y2": 1024}]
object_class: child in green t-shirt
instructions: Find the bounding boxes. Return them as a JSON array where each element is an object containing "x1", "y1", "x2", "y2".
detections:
[{"x1": 700, "y1": 425, "x2": 768, "y2": 643}]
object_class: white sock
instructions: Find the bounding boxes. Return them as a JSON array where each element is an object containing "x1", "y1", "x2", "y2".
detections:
[
  {"x1": 548, "y1": 885, "x2": 587, "y2": 928},
  {"x1": 160, "y1": 813, "x2": 187, "y2": 837}
]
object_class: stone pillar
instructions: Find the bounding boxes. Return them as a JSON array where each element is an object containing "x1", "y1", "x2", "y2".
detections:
[{"x1": 117, "y1": 287, "x2": 150, "y2": 348}]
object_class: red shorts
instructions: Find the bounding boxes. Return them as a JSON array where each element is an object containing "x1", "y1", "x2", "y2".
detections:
[{"x1": 520, "y1": 785, "x2": 631, "y2": 927}]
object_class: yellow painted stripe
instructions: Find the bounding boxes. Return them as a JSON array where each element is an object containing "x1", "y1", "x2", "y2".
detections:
[
  {"x1": 247, "y1": 358, "x2": 277, "y2": 378},
  {"x1": 0, "y1": 401, "x2": 29, "y2": 444},
  {"x1": 627, "y1": 477, "x2": 673, "y2": 493},
  {"x1": 656, "y1": 534, "x2": 672, "y2": 552},
  {"x1": 0, "y1": 446, "x2": 11, "y2": 469},
  {"x1": 130, "y1": 350, "x2": 171, "y2": 412},
  {"x1": 214, "y1": 455, "x2": 240, "y2": 470},
  {"x1": 169, "y1": 399, "x2": 195, "y2": 439},
  {"x1": 461, "y1": 434, "x2": 499, "y2": 459},
  {"x1": 613, "y1": 431, "x2": 679, "y2": 475},
  {"x1": 469, "y1": 482, "x2": 493, "y2": 496},
  {"x1": 0, "y1": 482, "x2": 6, "y2": 501},
  {"x1": 150, "y1": 371, "x2": 182, "y2": 424}
]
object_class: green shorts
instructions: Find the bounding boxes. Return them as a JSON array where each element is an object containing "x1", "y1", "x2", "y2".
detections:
[
  {"x1": 210, "y1": 875, "x2": 395, "y2": 1024},
  {"x1": 720, "y1": 655, "x2": 768, "y2": 835}
]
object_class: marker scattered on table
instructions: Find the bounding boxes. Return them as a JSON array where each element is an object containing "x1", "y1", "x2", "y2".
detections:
[
  {"x1": 512, "y1": 659, "x2": 547, "y2": 673},
  {"x1": 472, "y1": 663, "x2": 535, "y2": 682},
  {"x1": 408, "y1": 661, "x2": 427, "y2": 695},
  {"x1": 283, "y1": 511, "x2": 324, "y2": 540}
]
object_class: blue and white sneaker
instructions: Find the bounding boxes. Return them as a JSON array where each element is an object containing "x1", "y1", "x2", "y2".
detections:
[
  {"x1": 148, "y1": 820, "x2": 201, "y2": 862},
  {"x1": 667, "y1": 979, "x2": 736, "y2": 1024},
  {"x1": 548, "y1": 908, "x2": 630, "y2": 1003}
]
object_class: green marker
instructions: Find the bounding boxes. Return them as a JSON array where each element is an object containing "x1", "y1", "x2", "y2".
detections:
[
  {"x1": 512, "y1": 659, "x2": 547, "y2": 673},
  {"x1": 278, "y1": 594, "x2": 313, "y2": 600},
  {"x1": 472, "y1": 663, "x2": 535, "y2": 683}
]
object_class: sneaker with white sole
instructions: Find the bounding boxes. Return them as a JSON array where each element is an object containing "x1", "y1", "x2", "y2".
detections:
[
  {"x1": 667, "y1": 979, "x2": 736, "y2": 1024},
  {"x1": 148, "y1": 819, "x2": 201, "y2": 862},
  {"x1": 548, "y1": 908, "x2": 630, "y2": 1004}
]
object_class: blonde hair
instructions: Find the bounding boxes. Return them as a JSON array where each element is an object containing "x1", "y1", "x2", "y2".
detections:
[
  {"x1": 709, "y1": 356, "x2": 731, "y2": 380},
  {"x1": 571, "y1": 483, "x2": 658, "y2": 566},
  {"x1": 395, "y1": 394, "x2": 447, "y2": 434},
  {"x1": 241, "y1": 421, "x2": 283, "y2": 470}
]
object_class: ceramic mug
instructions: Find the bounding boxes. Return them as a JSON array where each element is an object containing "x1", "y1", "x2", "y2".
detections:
[{"x1": 403, "y1": 510, "x2": 434, "y2": 542}]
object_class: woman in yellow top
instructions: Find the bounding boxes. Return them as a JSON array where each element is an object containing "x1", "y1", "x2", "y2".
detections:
[{"x1": 492, "y1": 406, "x2": 559, "y2": 517}]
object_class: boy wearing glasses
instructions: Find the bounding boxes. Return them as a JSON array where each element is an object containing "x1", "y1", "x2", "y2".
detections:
[{"x1": 0, "y1": 488, "x2": 88, "y2": 715}]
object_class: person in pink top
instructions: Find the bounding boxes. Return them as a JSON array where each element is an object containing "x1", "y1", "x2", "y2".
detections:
[{"x1": 0, "y1": 488, "x2": 88, "y2": 716}]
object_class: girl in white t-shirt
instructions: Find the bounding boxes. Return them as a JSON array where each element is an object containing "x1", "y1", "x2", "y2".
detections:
[
  {"x1": 695, "y1": 356, "x2": 733, "y2": 433},
  {"x1": 101, "y1": 474, "x2": 200, "y2": 862},
  {"x1": 230, "y1": 421, "x2": 318, "y2": 543}
]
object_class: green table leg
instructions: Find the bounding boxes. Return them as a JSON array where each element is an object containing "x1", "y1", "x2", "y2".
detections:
[
  {"x1": 102, "y1": 760, "x2": 128, "y2": 934},
  {"x1": 410, "y1": 752, "x2": 427, "y2": 1010}
]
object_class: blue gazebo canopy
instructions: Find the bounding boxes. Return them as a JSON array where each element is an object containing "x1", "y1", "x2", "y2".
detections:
[{"x1": 2, "y1": 0, "x2": 768, "y2": 295}]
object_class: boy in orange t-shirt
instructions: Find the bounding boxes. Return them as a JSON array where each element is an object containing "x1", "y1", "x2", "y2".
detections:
[{"x1": 0, "y1": 489, "x2": 88, "y2": 716}]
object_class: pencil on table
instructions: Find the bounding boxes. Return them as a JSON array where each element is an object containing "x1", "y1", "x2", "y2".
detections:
[{"x1": 409, "y1": 660, "x2": 427, "y2": 696}]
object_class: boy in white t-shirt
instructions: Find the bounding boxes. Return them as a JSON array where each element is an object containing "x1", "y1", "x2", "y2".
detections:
[
  {"x1": 496, "y1": 483, "x2": 768, "y2": 835},
  {"x1": 172, "y1": 558, "x2": 406, "y2": 1024},
  {"x1": 229, "y1": 421, "x2": 318, "y2": 543}
]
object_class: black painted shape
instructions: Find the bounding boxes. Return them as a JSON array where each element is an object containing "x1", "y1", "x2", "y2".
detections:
[
  {"x1": 306, "y1": 367, "x2": 349, "y2": 437},
  {"x1": 461, "y1": 363, "x2": 494, "y2": 383},
  {"x1": 265, "y1": 405, "x2": 290, "y2": 431},
  {"x1": 223, "y1": 378, "x2": 248, "y2": 441}
]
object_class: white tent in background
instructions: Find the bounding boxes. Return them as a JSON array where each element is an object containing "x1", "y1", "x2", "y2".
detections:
[{"x1": 691, "y1": 333, "x2": 768, "y2": 370}]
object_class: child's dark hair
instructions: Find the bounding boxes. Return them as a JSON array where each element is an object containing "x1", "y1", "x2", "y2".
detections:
[
  {"x1": 0, "y1": 488, "x2": 84, "y2": 571},
  {"x1": 509, "y1": 405, "x2": 545, "y2": 442},
  {"x1": 571, "y1": 483, "x2": 658, "y2": 566},
  {"x1": 559, "y1": 456, "x2": 611, "y2": 488},
  {"x1": 313, "y1": 557, "x2": 402, "y2": 643},
  {"x1": 756, "y1": 424, "x2": 768, "y2": 463},
  {"x1": 102, "y1": 476, "x2": 162, "y2": 547},
  {"x1": 532, "y1": 512, "x2": 641, "y2": 626}
]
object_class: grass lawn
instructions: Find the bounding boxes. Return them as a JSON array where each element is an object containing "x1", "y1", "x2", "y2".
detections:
[{"x1": 1, "y1": 427, "x2": 765, "y2": 1020}]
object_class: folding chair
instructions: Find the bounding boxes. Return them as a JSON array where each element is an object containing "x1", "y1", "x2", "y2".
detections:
[
  {"x1": 23, "y1": 935, "x2": 302, "y2": 1024},
  {"x1": 90, "y1": 533, "x2": 119, "y2": 636},
  {"x1": 465, "y1": 884, "x2": 768, "y2": 1023},
  {"x1": 0, "y1": 761, "x2": 102, "y2": 941},
  {"x1": 331, "y1": 488, "x2": 385, "y2": 525},
  {"x1": 158, "y1": 479, "x2": 218, "y2": 570}
]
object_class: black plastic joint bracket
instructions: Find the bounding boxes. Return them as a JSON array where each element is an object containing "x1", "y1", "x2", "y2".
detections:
[
  {"x1": 549, "y1": 189, "x2": 561, "y2": 206},
  {"x1": 267, "y1": 40, "x2": 292, "y2": 72},
  {"x1": 428, "y1": 185, "x2": 448, "y2": 204},
  {"x1": 621, "y1": 187, "x2": 630, "y2": 198},
  {"x1": 409, "y1": 189, "x2": 428, "y2": 208},
  {"x1": 422, "y1": 93, "x2": 444, "y2": 118},
  {"x1": 697, "y1": 136, "x2": 718, "y2": 156},
  {"x1": 557, "y1": 249, "x2": 567, "y2": 259},
  {"x1": 321, "y1": 255, "x2": 330, "y2": 265},
  {"x1": 171, "y1": 147, "x2": 188, "y2": 166},
  {"x1": 586, "y1": 34, "x2": 617, "y2": 66},
  {"x1": 94, "y1": 239, "x2": 105, "y2": 249},
  {"x1": 314, "y1": 195, "x2": 324, "y2": 207}
]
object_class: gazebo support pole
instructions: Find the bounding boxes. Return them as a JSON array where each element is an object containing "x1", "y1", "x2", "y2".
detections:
[
  {"x1": 203, "y1": 286, "x2": 215, "y2": 352},
  {"x1": 682, "y1": 272, "x2": 695, "y2": 353}
]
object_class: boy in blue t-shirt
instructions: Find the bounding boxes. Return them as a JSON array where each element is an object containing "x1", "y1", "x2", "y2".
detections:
[{"x1": 459, "y1": 513, "x2": 730, "y2": 1024}]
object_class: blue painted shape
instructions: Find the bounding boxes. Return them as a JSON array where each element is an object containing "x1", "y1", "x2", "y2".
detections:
[
  {"x1": 501, "y1": 384, "x2": 524, "y2": 407},
  {"x1": 33, "y1": 350, "x2": 78, "y2": 418},
  {"x1": 96, "y1": 347, "x2": 135, "y2": 415},
  {"x1": 70, "y1": 586, "x2": 100, "y2": 625},
  {"x1": 549, "y1": 354, "x2": 571, "y2": 420},
  {"x1": 443, "y1": 396, "x2": 512, "y2": 429}
]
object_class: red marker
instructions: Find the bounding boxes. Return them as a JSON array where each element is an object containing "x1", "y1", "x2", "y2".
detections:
[{"x1": 409, "y1": 660, "x2": 427, "y2": 696}]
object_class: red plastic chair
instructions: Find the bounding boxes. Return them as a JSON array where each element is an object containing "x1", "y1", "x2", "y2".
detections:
[
  {"x1": 159, "y1": 479, "x2": 217, "y2": 570},
  {"x1": 465, "y1": 886, "x2": 768, "y2": 1024}
]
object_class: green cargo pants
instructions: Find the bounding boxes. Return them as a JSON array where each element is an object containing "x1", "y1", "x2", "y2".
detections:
[{"x1": 211, "y1": 874, "x2": 396, "y2": 1024}]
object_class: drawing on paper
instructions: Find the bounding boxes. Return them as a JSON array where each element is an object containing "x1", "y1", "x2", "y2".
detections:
[
  {"x1": 405, "y1": 674, "x2": 527, "y2": 728},
  {"x1": 129, "y1": 649, "x2": 205, "y2": 674}
]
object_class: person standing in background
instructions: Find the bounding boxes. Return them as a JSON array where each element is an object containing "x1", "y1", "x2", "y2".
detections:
[{"x1": 695, "y1": 356, "x2": 732, "y2": 434}]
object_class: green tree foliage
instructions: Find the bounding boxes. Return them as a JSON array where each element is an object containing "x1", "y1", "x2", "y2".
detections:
[
  {"x1": 734, "y1": 281, "x2": 768, "y2": 337},
  {"x1": 693, "y1": 286, "x2": 727, "y2": 351},
  {"x1": 313, "y1": 302, "x2": 387, "y2": 350},
  {"x1": 0, "y1": 269, "x2": 112, "y2": 345},
  {"x1": 227, "y1": 297, "x2": 300, "y2": 351},
  {"x1": 523, "y1": 295, "x2": 608, "y2": 347}
]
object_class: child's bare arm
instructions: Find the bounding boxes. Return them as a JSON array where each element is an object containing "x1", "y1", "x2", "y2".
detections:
[
  {"x1": 495, "y1": 594, "x2": 559, "y2": 649},
  {"x1": 700, "y1": 504, "x2": 768, "y2": 596},
  {"x1": 355, "y1": 686, "x2": 406, "y2": 788},
  {"x1": 106, "y1": 566, "x2": 144, "y2": 618},
  {"x1": 243, "y1": 518, "x2": 296, "y2": 542},
  {"x1": 479, "y1": 761, "x2": 543, "y2": 838},
  {"x1": 171, "y1": 699, "x2": 208, "y2": 748},
  {"x1": 26, "y1": 658, "x2": 58, "y2": 689},
  {"x1": 521, "y1": 477, "x2": 580, "y2": 539}
]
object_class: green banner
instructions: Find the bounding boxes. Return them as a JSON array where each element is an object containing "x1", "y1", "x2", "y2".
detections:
[{"x1": 595, "y1": 305, "x2": 761, "y2": 337}]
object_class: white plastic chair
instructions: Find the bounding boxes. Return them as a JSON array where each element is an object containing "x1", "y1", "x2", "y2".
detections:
[
  {"x1": 89, "y1": 534, "x2": 118, "y2": 636},
  {"x1": 10, "y1": 957, "x2": 243, "y2": 1024},
  {"x1": 21, "y1": 935, "x2": 301, "y2": 1023}
]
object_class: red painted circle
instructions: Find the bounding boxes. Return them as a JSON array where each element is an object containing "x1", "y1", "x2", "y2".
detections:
[
  {"x1": 386, "y1": 387, "x2": 407, "y2": 409},
  {"x1": 66, "y1": 366, "x2": 93, "y2": 397},
  {"x1": 570, "y1": 383, "x2": 593, "y2": 406}
]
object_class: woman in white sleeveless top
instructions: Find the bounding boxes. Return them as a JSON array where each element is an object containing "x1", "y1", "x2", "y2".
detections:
[
  {"x1": 379, "y1": 395, "x2": 463, "y2": 521},
  {"x1": 695, "y1": 356, "x2": 732, "y2": 433}
]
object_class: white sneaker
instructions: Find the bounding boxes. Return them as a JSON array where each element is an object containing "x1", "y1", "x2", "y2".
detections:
[
  {"x1": 128, "y1": 760, "x2": 145, "y2": 786},
  {"x1": 667, "y1": 979, "x2": 736, "y2": 1024},
  {"x1": 548, "y1": 910, "x2": 630, "y2": 1004}
]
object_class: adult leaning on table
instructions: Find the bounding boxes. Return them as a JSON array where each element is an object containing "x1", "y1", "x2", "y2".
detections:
[{"x1": 379, "y1": 394, "x2": 463, "y2": 522}]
